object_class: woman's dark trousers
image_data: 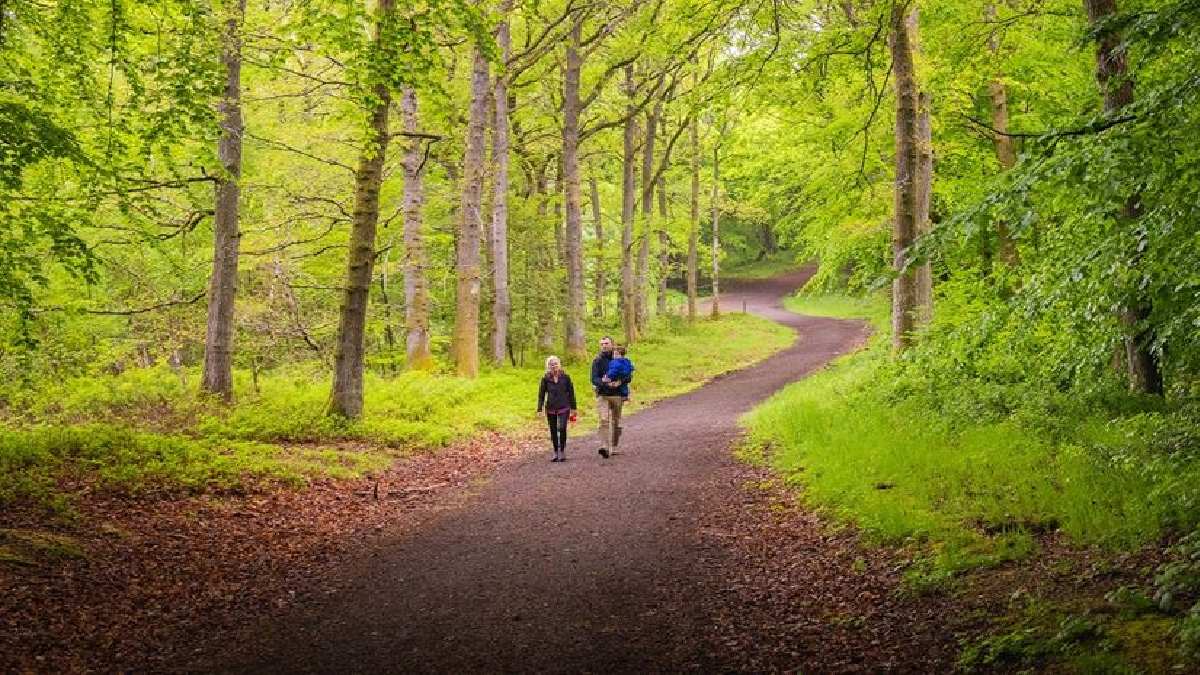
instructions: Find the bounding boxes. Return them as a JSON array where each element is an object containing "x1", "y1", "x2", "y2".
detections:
[{"x1": 546, "y1": 412, "x2": 569, "y2": 458}]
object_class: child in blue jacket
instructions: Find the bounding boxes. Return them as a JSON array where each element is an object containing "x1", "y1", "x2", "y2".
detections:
[{"x1": 601, "y1": 345, "x2": 634, "y2": 400}]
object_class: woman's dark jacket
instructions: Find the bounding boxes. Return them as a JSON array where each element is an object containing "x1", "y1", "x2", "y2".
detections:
[{"x1": 537, "y1": 372, "x2": 577, "y2": 412}]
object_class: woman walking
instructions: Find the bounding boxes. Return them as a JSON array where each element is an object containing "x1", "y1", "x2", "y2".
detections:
[{"x1": 537, "y1": 356, "x2": 578, "y2": 462}]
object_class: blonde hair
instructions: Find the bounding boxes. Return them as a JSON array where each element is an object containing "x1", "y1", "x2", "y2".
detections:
[{"x1": 544, "y1": 355, "x2": 561, "y2": 374}]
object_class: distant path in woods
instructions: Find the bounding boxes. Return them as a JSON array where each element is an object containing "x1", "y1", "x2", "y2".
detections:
[{"x1": 215, "y1": 266, "x2": 870, "y2": 673}]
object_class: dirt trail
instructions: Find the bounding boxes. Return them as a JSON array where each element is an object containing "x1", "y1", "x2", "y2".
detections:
[{"x1": 214, "y1": 266, "x2": 870, "y2": 673}]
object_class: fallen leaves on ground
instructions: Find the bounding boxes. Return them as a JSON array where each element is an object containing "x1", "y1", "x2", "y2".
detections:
[{"x1": 0, "y1": 432, "x2": 540, "y2": 673}]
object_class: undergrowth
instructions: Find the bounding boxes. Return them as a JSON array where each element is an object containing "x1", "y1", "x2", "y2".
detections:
[
  {"x1": 750, "y1": 290, "x2": 1200, "y2": 551},
  {"x1": 744, "y1": 288, "x2": 1200, "y2": 666},
  {"x1": 1, "y1": 312, "x2": 792, "y2": 511}
]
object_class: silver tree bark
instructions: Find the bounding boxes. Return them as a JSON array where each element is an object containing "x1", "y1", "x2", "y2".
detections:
[
  {"x1": 561, "y1": 18, "x2": 587, "y2": 362},
  {"x1": 710, "y1": 142, "x2": 721, "y2": 318},
  {"x1": 590, "y1": 174, "x2": 605, "y2": 319},
  {"x1": 636, "y1": 100, "x2": 660, "y2": 331},
  {"x1": 201, "y1": 0, "x2": 246, "y2": 401},
  {"x1": 490, "y1": 3, "x2": 512, "y2": 366},
  {"x1": 620, "y1": 65, "x2": 639, "y2": 345},
  {"x1": 889, "y1": 2, "x2": 920, "y2": 352},
  {"x1": 535, "y1": 164, "x2": 557, "y2": 351},
  {"x1": 401, "y1": 88, "x2": 433, "y2": 369},
  {"x1": 453, "y1": 47, "x2": 490, "y2": 377},
  {"x1": 687, "y1": 113, "x2": 699, "y2": 321},
  {"x1": 657, "y1": 173, "x2": 669, "y2": 315}
]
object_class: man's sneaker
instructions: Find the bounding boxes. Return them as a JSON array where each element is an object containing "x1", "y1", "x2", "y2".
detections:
[{"x1": 598, "y1": 447, "x2": 610, "y2": 459}]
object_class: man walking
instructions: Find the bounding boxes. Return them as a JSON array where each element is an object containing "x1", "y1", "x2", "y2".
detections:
[{"x1": 591, "y1": 336, "x2": 624, "y2": 459}]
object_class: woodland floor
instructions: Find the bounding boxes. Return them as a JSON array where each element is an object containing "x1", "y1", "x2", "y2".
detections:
[{"x1": 2, "y1": 269, "x2": 1162, "y2": 673}]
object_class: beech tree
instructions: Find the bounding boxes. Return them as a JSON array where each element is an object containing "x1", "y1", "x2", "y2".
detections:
[
  {"x1": 635, "y1": 94, "x2": 661, "y2": 332},
  {"x1": 1082, "y1": 0, "x2": 1162, "y2": 395},
  {"x1": 889, "y1": 1, "x2": 920, "y2": 352},
  {"x1": 452, "y1": 46, "x2": 491, "y2": 377},
  {"x1": 201, "y1": 0, "x2": 246, "y2": 401},
  {"x1": 590, "y1": 174, "x2": 605, "y2": 319},
  {"x1": 560, "y1": 16, "x2": 587, "y2": 362},
  {"x1": 656, "y1": 162, "x2": 669, "y2": 317},
  {"x1": 621, "y1": 64, "x2": 640, "y2": 345},
  {"x1": 401, "y1": 88, "x2": 433, "y2": 370},
  {"x1": 687, "y1": 112, "x2": 700, "y2": 321},
  {"x1": 710, "y1": 133, "x2": 721, "y2": 318},
  {"x1": 490, "y1": 1, "x2": 513, "y2": 366},
  {"x1": 329, "y1": 0, "x2": 396, "y2": 418}
]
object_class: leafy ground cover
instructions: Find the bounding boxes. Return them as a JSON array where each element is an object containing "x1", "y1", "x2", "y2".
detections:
[
  {"x1": 741, "y1": 290, "x2": 1200, "y2": 670},
  {"x1": 0, "y1": 312, "x2": 792, "y2": 515}
]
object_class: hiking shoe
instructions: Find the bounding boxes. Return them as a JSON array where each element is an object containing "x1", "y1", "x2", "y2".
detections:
[{"x1": 598, "y1": 447, "x2": 610, "y2": 459}]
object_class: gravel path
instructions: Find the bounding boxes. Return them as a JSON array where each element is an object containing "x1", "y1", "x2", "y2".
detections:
[{"x1": 217, "y1": 267, "x2": 869, "y2": 673}]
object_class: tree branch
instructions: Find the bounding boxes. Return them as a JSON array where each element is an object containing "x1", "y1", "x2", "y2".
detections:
[{"x1": 959, "y1": 112, "x2": 1138, "y2": 139}]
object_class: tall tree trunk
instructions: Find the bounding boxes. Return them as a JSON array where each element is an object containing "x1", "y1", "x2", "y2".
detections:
[
  {"x1": 379, "y1": 236, "x2": 397, "y2": 355},
  {"x1": 1083, "y1": 0, "x2": 1163, "y2": 394},
  {"x1": 201, "y1": 0, "x2": 245, "y2": 401},
  {"x1": 534, "y1": 165, "x2": 557, "y2": 351},
  {"x1": 560, "y1": 18, "x2": 587, "y2": 362},
  {"x1": 915, "y1": 90, "x2": 933, "y2": 326},
  {"x1": 687, "y1": 113, "x2": 699, "y2": 321},
  {"x1": 987, "y1": 3, "x2": 1019, "y2": 267},
  {"x1": 453, "y1": 47, "x2": 490, "y2": 377},
  {"x1": 889, "y1": 2, "x2": 920, "y2": 352},
  {"x1": 710, "y1": 142, "x2": 721, "y2": 318},
  {"x1": 590, "y1": 174, "x2": 605, "y2": 319},
  {"x1": 401, "y1": 88, "x2": 433, "y2": 369},
  {"x1": 636, "y1": 99, "x2": 660, "y2": 331},
  {"x1": 656, "y1": 171, "x2": 669, "y2": 315},
  {"x1": 620, "y1": 66, "x2": 639, "y2": 345},
  {"x1": 490, "y1": 3, "x2": 512, "y2": 366},
  {"x1": 760, "y1": 222, "x2": 778, "y2": 256},
  {"x1": 329, "y1": 0, "x2": 394, "y2": 417},
  {"x1": 552, "y1": 158, "x2": 565, "y2": 262}
]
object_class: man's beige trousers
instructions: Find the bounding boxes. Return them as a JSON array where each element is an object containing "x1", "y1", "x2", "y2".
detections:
[{"x1": 595, "y1": 395, "x2": 624, "y2": 449}]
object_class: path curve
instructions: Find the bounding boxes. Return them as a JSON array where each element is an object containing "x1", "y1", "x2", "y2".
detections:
[{"x1": 216, "y1": 266, "x2": 869, "y2": 673}]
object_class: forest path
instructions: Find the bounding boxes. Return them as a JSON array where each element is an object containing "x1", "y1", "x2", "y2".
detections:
[{"x1": 217, "y1": 266, "x2": 870, "y2": 673}]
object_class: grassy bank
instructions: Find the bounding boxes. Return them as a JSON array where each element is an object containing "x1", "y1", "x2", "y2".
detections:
[
  {"x1": 744, "y1": 290, "x2": 1200, "y2": 667},
  {"x1": 723, "y1": 252, "x2": 802, "y2": 280},
  {"x1": 749, "y1": 291, "x2": 1200, "y2": 562},
  {"x1": 1, "y1": 312, "x2": 792, "y2": 512}
]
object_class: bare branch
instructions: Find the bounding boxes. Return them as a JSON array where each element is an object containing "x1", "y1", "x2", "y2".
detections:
[{"x1": 245, "y1": 131, "x2": 355, "y2": 173}]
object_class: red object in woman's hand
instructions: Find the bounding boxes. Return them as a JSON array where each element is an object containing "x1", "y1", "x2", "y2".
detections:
[{"x1": 569, "y1": 412, "x2": 578, "y2": 423}]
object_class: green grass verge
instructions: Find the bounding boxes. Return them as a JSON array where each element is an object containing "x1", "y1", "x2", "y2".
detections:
[
  {"x1": 0, "y1": 424, "x2": 393, "y2": 513},
  {"x1": 746, "y1": 291, "x2": 1200, "y2": 571},
  {"x1": 723, "y1": 252, "x2": 802, "y2": 280},
  {"x1": 2, "y1": 312, "x2": 792, "y2": 511},
  {"x1": 784, "y1": 291, "x2": 890, "y2": 330},
  {"x1": 755, "y1": 289, "x2": 1200, "y2": 668}
]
